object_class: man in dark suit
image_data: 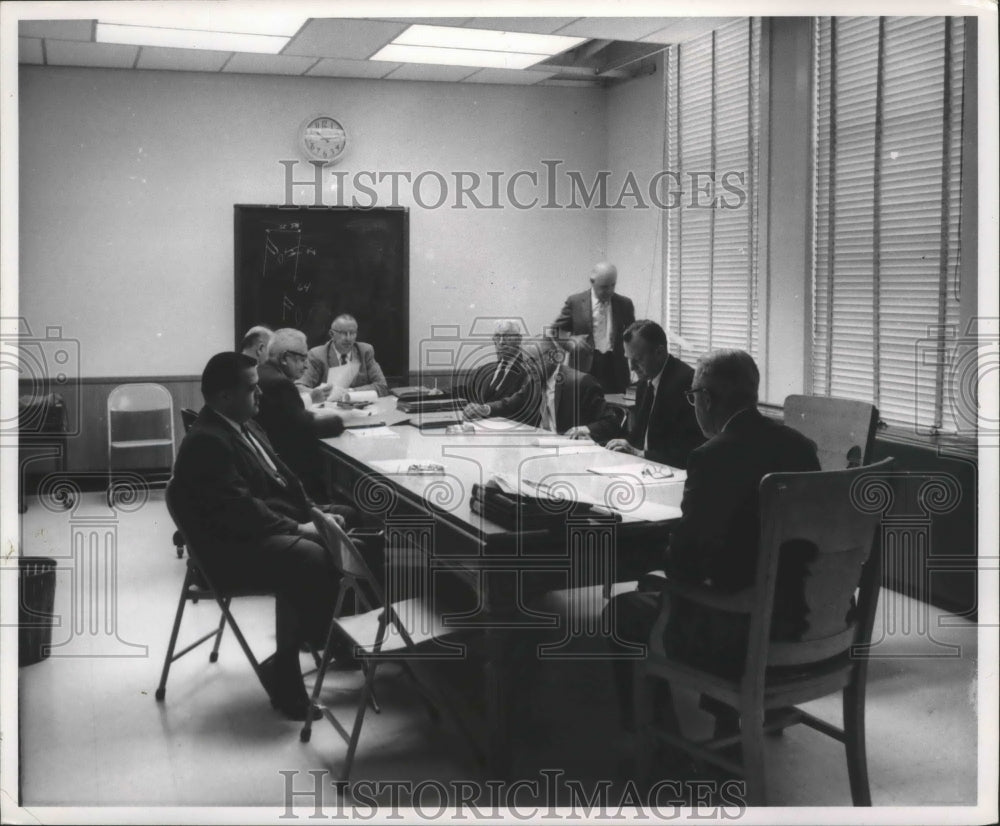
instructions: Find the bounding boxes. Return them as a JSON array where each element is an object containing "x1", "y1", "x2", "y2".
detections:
[
  {"x1": 256, "y1": 327, "x2": 355, "y2": 507},
  {"x1": 466, "y1": 337, "x2": 618, "y2": 435},
  {"x1": 570, "y1": 320, "x2": 704, "y2": 468},
  {"x1": 460, "y1": 319, "x2": 531, "y2": 420},
  {"x1": 603, "y1": 349, "x2": 820, "y2": 732},
  {"x1": 172, "y1": 352, "x2": 350, "y2": 721},
  {"x1": 552, "y1": 262, "x2": 636, "y2": 393},
  {"x1": 239, "y1": 325, "x2": 272, "y2": 365},
  {"x1": 296, "y1": 314, "x2": 389, "y2": 397}
]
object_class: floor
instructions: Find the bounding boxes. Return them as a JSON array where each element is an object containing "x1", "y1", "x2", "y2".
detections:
[{"x1": 11, "y1": 491, "x2": 980, "y2": 812}]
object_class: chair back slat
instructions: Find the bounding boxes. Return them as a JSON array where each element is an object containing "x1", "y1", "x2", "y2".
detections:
[
  {"x1": 748, "y1": 458, "x2": 895, "y2": 672},
  {"x1": 783, "y1": 394, "x2": 878, "y2": 470}
]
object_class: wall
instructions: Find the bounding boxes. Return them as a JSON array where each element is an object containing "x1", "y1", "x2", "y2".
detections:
[{"x1": 18, "y1": 66, "x2": 608, "y2": 378}]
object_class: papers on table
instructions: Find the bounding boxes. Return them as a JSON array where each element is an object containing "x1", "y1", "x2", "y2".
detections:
[
  {"x1": 326, "y1": 361, "x2": 359, "y2": 389},
  {"x1": 530, "y1": 436, "x2": 608, "y2": 455},
  {"x1": 370, "y1": 459, "x2": 445, "y2": 475},
  {"x1": 345, "y1": 389, "x2": 378, "y2": 403},
  {"x1": 587, "y1": 462, "x2": 686, "y2": 483},
  {"x1": 344, "y1": 426, "x2": 399, "y2": 439}
]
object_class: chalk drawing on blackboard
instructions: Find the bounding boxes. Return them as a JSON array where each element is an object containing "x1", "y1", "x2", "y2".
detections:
[{"x1": 263, "y1": 228, "x2": 301, "y2": 282}]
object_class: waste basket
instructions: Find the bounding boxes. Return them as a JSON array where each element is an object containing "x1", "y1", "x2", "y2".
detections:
[{"x1": 19, "y1": 557, "x2": 57, "y2": 666}]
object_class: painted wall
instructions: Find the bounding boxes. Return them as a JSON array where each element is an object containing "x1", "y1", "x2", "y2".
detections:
[{"x1": 18, "y1": 66, "x2": 608, "y2": 377}]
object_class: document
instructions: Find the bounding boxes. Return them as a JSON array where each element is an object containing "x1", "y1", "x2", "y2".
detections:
[
  {"x1": 344, "y1": 426, "x2": 399, "y2": 439},
  {"x1": 586, "y1": 463, "x2": 686, "y2": 483},
  {"x1": 326, "y1": 361, "x2": 359, "y2": 389},
  {"x1": 345, "y1": 389, "x2": 378, "y2": 403},
  {"x1": 370, "y1": 459, "x2": 446, "y2": 474}
]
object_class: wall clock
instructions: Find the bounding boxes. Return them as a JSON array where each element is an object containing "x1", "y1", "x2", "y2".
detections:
[{"x1": 299, "y1": 115, "x2": 348, "y2": 164}]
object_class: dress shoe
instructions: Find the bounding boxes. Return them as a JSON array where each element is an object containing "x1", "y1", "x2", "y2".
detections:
[{"x1": 259, "y1": 654, "x2": 322, "y2": 721}]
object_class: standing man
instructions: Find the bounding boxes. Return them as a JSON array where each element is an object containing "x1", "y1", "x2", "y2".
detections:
[
  {"x1": 296, "y1": 314, "x2": 389, "y2": 398},
  {"x1": 574, "y1": 320, "x2": 704, "y2": 468},
  {"x1": 239, "y1": 325, "x2": 273, "y2": 365},
  {"x1": 552, "y1": 262, "x2": 636, "y2": 393}
]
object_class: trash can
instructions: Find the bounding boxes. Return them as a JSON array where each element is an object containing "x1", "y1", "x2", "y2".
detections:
[{"x1": 19, "y1": 557, "x2": 57, "y2": 666}]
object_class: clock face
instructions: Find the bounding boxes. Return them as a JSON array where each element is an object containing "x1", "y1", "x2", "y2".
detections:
[{"x1": 300, "y1": 116, "x2": 347, "y2": 164}]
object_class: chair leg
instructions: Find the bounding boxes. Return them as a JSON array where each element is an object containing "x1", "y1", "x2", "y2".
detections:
[
  {"x1": 362, "y1": 662, "x2": 382, "y2": 714},
  {"x1": 301, "y1": 616, "x2": 342, "y2": 744},
  {"x1": 740, "y1": 706, "x2": 767, "y2": 807},
  {"x1": 844, "y1": 681, "x2": 872, "y2": 806},
  {"x1": 341, "y1": 660, "x2": 379, "y2": 783},
  {"x1": 209, "y1": 606, "x2": 227, "y2": 663},
  {"x1": 155, "y1": 570, "x2": 192, "y2": 701}
]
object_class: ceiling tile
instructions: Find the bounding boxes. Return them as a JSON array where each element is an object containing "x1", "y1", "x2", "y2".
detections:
[
  {"x1": 462, "y1": 67, "x2": 556, "y2": 85},
  {"x1": 640, "y1": 18, "x2": 742, "y2": 44},
  {"x1": 19, "y1": 37, "x2": 44, "y2": 65},
  {"x1": 305, "y1": 57, "x2": 399, "y2": 79},
  {"x1": 283, "y1": 19, "x2": 408, "y2": 60},
  {"x1": 461, "y1": 18, "x2": 580, "y2": 35},
  {"x1": 224, "y1": 53, "x2": 317, "y2": 75},
  {"x1": 136, "y1": 46, "x2": 231, "y2": 72},
  {"x1": 46, "y1": 39, "x2": 138, "y2": 69},
  {"x1": 374, "y1": 18, "x2": 473, "y2": 27},
  {"x1": 382, "y1": 63, "x2": 478, "y2": 83},
  {"x1": 19, "y1": 20, "x2": 93, "y2": 41},
  {"x1": 551, "y1": 18, "x2": 677, "y2": 41}
]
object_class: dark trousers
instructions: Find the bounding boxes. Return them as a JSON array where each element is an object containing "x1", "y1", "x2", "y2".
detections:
[
  {"x1": 604, "y1": 589, "x2": 739, "y2": 732},
  {"x1": 590, "y1": 350, "x2": 627, "y2": 394}
]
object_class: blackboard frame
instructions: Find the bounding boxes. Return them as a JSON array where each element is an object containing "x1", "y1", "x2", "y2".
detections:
[{"x1": 234, "y1": 205, "x2": 409, "y2": 385}]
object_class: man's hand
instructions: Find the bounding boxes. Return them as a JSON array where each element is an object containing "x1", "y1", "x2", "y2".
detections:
[
  {"x1": 309, "y1": 383, "x2": 333, "y2": 404},
  {"x1": 322, "y1": 512, "x2": 346, "y2": 529},
  {"x1": 327, "y1": 387, "x2": 349, "y2": 403},
  {"x1": 565, "y1": 425, "x2": 592, "y2": 440},
  {"x1": 606, "y1": 438, "x2": 641, "y2": 456},
  {"x1": 463, "y1": 403, "x2": 490, "y2": 420}
]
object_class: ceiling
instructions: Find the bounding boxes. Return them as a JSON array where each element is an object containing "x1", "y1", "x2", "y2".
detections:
[{"x1": 18, "y1": 16, "x2": 739, "y2": 87}]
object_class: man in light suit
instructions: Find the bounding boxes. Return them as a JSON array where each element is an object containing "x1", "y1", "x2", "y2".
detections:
[
  {"x1": 552, "y1": 262, "x2": 636, "y2": 393},
  {"x1": 295, "y1": 314, "x2": 389, "y2": 398},
  {"x1": 460, "y1": 319, "x2": 531, "y2": 421},
  {"x1": 466, "y1": 337, "x2": 618, "y2": 435},
  {"x1": 574, "y1": 320, "x2": 705, "y2": 469},
  {"x1": 172, "y1": 352, "x2": 352, "y2": 721},
  {"x1": 602, "y1": 349, "x2": 820, "y2": 732}
]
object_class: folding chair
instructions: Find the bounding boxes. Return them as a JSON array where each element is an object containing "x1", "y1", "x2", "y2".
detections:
[
  {"x1": 635, "y1": 458, "x2": 895, "y2": 806},
  {"x1": 155, "y1": 480, "x2": 273, "y2": 703},
  {"x1": 172, "y1": 409, "x2": 199, "y2": 558},
  {"x1": 300, "y1": 507, "x2": 479, "y2": 783}
]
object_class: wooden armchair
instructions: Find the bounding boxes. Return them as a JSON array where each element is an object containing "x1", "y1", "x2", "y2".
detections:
[
  {"x1": 636, "y1": 458, "x2": 896, "y2": 806},
  {"x1": 783, "y1": 394, "x2": 879, "y2": 470}
]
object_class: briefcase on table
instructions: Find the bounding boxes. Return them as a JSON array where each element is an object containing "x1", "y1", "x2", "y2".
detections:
[{"x1": 470, "y1": 481, "x2": 620, "y2": 531}]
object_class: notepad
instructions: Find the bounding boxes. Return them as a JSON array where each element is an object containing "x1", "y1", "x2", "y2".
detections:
[
  {"x1": 370, "y1": 459, "x2": 445, "y2": 475},
  {"x1": 587, "y1": 462, "x2": 684, "y2": 482},
  {"x1": 345, "y1": 426, "x2": 399, "y2": 439}
]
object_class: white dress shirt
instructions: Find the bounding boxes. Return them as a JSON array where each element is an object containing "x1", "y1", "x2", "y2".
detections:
[{"x1": 541, "y1": 366, "x2": 560, "y2": 432}]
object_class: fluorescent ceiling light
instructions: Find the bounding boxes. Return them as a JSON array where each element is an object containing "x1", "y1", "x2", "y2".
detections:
[
  {"x1": 97, "y1": 7, "x2": 307, "y2": 37},
  {"x1": 96, "y1": 23, "x2": 289, "y2": 54},
  {"x1": 394, "y1": 24, "x2": 584, "y2": 56},
  {"x1": 371, "y1": 43, "x2": 546, "y2": 70}
]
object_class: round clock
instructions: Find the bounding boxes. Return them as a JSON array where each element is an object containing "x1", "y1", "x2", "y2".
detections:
[{"x1": 299, "y1": 114, "x2": 348, "y2": 164}]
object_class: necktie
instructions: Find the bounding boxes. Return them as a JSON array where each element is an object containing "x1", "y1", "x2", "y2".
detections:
[
  {"x1": 635, "y1": 381, "x2": 655, "y2": 449},
  {"x1": 340, "y1": 352, "x2": 348, "y2": 366},
  {"x1": 240, "y1": 424, "x2": 285, "y2": 485},
  {"x1": 540, "y1": 382, "x2": 555, "y2": 432},
  {"x1": 594, "y1": 301, "x2": 610, "y2": 353},
  {"x1": 492, "y1": 361, "x2": 507, "y2": 388}
]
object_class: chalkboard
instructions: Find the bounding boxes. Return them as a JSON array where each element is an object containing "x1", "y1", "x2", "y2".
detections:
[{"x1": 234, "y1": 206, "x2": 409, "y2": 383}]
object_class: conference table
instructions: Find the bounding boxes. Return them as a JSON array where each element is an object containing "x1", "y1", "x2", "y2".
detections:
[{"x1": 316, "y1": 396, "x2": 685, "y2": 777}]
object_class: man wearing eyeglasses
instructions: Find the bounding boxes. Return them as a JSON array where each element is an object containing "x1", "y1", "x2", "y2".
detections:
[
  {"x1": 256, "y1": 328, "x2": 348, "y2": 504},
  {"x1": 603, "y1": 349, "x2": 819, "y2": 738},
  {"x1": 295, "y1": 314, "x2": 388, "y2": 399},
  {"x1": 460, "y1": 319, "x2": 531, "y2": 420}
]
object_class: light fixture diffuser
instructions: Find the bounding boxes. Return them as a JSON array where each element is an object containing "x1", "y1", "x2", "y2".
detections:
[
  {"x1": 370, "y1": 43, "x2": 547, "y2": 70},
  {"x1": 96, "y1": 23, "x2": 289, "y2": 54},
  {"x1": 394, "y1": 24, "x2": 584, "y2": 56}
]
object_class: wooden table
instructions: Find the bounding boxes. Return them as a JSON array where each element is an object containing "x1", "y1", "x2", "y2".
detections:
[{"x1": 318, "y1": 397, "x2": 684, "y2": 776}]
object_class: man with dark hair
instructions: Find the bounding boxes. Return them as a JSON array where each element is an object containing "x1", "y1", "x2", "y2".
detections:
[
  {"x1": 464, "y1": 337, "x2": 617, "y2": 435},
  {"x1": 569, "y1": 320, "x2": 704, "y2": 468},
  {"x1": 603, "y1": 349, "x2": 820, "y2": 733},
  {"x1": 256, "y1": 328, "x2": 347, "y2": 503},
  {"x1": 172, "y1": 352, "x2": 349, "y2": 721},
  {"x1": 296, "y1": 314, "x2": 388, "y2": 397},
  {"x1": 239, "y1": 325, "x2": 272, "y2": 365},
  {"x1": 552, "y1": 262, "x2": 636, "y2": 393}
]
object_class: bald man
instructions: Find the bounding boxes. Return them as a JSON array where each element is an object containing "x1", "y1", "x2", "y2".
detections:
[{"x1": 552, "y1": 262, "x2": 636, "y2": 393}]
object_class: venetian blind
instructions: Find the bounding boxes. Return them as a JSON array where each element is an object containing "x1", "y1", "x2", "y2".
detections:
[{"x1": 812, "y1": 16, "x2": 965, "y2": 432}]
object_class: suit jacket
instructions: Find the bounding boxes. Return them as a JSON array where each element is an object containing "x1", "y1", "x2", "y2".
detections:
[
  {"x1": 297, "y1": 341, "x2": 389, "y2": 396},
  {"x1": 589, "y1": 355, "x2": 704, "y2": 468},
  {"x1": 255, "y1": 361, "x2": 345, "y2": 499},
  {"x1": 487, "y1": 365, "x2": 617, "y2": 435},
  {"x1": 661, "y1": 408, "x2": 821, "y2": 676},
  {"x1": 553, "y1": 290, "x2": 636, "y2": 392},
  {"x1": 171, "y1": 405, "x2": 312, "y2": 564},
  {"x1": 459, "y1": 353, "x2": 530, "y2": 410}
]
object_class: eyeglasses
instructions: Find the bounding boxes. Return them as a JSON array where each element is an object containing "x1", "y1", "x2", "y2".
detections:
[{"x1": 684, "y1": 387, "x2": 710, "y2": 406}]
